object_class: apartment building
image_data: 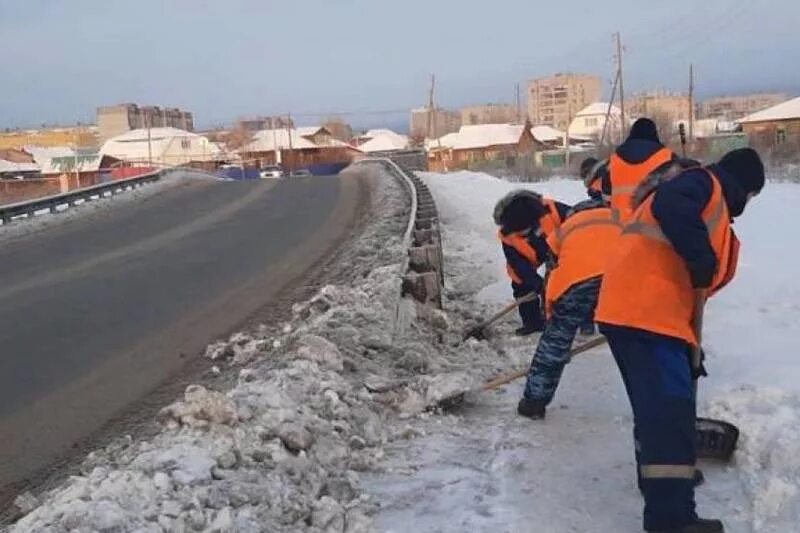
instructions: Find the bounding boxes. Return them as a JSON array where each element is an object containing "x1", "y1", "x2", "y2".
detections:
[
  {"x1": 701, "y1": 93, "x2": 791, "y2": 121},
  {"x1": 627, "y1": 92, "x2": 691, "y2": 122},
  {"x1": 460, "y1": 103, "x2": 519, "y2": 126},
  {"x1": 409, "y1": 107, "x2": 461, "y2": 139},
  {"x1": 527, "y1": 73, "x2": 602, "y2": 130},
  {"x1": 97, "y1": 103, "x2": 194, "y2": 141}
]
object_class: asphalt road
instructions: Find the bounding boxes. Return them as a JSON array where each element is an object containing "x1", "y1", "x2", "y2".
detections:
[{"x1": 0, "y1": 171, "x2": 363, "y2": 490}]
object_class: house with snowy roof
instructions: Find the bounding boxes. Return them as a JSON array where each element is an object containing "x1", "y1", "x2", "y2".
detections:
[
  {"x1": 100, "y1": 127, "x2": 221, "y2": 167},
  {"x1": 738, "y1": 96, "x2": 800, "y2": 147},
  {"x1": 427, "y1": 123, "x2": 542, "y2": 172},
  {"x1": 239, "y1": 126, "x2": 362, "y2": 175}
]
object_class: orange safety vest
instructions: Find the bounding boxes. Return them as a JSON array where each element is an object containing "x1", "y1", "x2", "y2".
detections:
[
  {"x1": 608, "y1": 147, "x2": 673, "y2": 221},
  {"x1": 498, "y1": 198, "x2": 562, "y2": 285},
  {"x1": 544, "y1": 207, "x2": 623, "y2": 317},
  {"x1": 595, "y1": 169, "x2": 740, "y2": 346}
]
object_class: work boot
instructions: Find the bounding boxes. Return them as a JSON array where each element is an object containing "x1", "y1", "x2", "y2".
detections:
[
  {"x1": 694, "y1": 468, "x2": 705, "y2": 487},
  {"x1": 515, "y1": 324, "x2": 543, "y2": 337},
  {"x1": 517, "y1": 397, "x2": 546, "y2": 419},
  {"x1": 646, "y1": 518, "x2": 723, "y2": 532}
]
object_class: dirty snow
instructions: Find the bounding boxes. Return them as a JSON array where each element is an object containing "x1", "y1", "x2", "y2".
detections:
[
  {"x1": 364, "y1": 171, "x2": 800, "y2": 533},
  {"x1": 8, "y1": 164, "x2": 499, "y2": 533},
  {"x1": 11, "y1": 166, "x2": 799, "y2": 533}
]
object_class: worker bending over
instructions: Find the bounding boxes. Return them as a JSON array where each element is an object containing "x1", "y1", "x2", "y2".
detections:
[
  {"x1": 494, "y1": 190, "x2": 570, "y2": 336},
  {"x1": 596, "y1": 148, "x2": 765, "y2": 533},
  {"x1": 518, "y1": 188, "x2": 622, "y2": 419}
]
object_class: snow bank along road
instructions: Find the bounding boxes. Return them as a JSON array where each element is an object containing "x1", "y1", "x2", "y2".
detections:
[{"x1": 0, "y1": 171, "x2": 364, "y2": 499}]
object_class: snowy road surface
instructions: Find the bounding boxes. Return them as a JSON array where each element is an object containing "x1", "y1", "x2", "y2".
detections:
[
  {"x1": 367, "y1": 171, "x2": 800, "y2": 533},
  {"x1": 0, "y1": 172, "x2": 363, "y2": 494}
]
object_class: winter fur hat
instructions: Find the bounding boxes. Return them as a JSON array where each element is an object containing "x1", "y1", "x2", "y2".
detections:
[
  {"x1": 493, "y1": 190, "x2": 545, "y2": 232},
  {"x1": 717, "y1": 148, "x2": 765, "y2": 196},
  {"x1": 580, "y1": 157, "x2": 598, "y2": 179},
  {"x1": 628, "y1": 118, "x2": 660, "y2": 143}
]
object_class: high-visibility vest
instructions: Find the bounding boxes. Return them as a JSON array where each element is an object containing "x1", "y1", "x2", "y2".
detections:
[
  {"x1": 498, "y1": 198, "x2": 562, "y2": 285},
  {"x1": 608, "y1": 147, "x2": 673, "y2": 221},
  {"x1": 544, "y1": 206, "x2": 623, "y2": 317},
  {"x1": 595, "y1": 169, "x2": 739, "y2": 346}
]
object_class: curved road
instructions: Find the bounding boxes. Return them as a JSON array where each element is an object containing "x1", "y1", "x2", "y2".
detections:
[{"x1": 0, "y1": 171, "x2": 364, "y2": 492}]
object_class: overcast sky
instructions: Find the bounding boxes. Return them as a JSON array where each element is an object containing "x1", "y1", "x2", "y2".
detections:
[{"x1": 0, "y1": 0, "x2": 796, "y2": 129}]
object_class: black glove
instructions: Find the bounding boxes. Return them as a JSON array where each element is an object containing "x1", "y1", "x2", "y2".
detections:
[{"x1": 691, "y1": 348, "x2": 709, "y2": 380}]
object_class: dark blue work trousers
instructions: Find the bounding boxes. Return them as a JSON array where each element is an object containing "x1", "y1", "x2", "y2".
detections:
[{"x1": 600, "y1": 324, "x2": 698, "y2": 531}]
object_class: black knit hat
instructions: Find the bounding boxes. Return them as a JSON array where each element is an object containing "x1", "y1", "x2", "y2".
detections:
[
  {"x1": 629, "y1": 118, "x2": 660, "y2": 143},
  {"x1": 717, "y1": 148, "x2": 765, "y2": 196},
  {"x1": 580, "y1": 157, "x2": 598, "y2": 179},
  {"x1": 501, "y1": 195, "x2": 545, "y2": 233}
]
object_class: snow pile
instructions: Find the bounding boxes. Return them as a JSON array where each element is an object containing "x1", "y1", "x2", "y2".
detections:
[
  {"x1": 8, "y1": 163, "x2": 498, "y2": 532},
  {"x1": 365, "y1": 170, "x2": 800, "y2": 533}
]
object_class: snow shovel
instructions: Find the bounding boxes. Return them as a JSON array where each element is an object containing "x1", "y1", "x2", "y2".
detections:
[
  {"x1": 438, "y1": 335, "x2": 609, "y2": 410},
  {"x1": 462, "y1": 292, "x2": 539, "y2": 341},
  {"x1": 692, "y1": 290, "x2": 740, "y2": 462}
]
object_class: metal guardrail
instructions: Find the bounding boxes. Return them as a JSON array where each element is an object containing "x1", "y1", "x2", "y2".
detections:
[
  {"x1": 0, "y1": 169, "x2": 170, "y2": 225},
  {"x1": 350, "y1": 158, "x2": 443, "y2": 312}
]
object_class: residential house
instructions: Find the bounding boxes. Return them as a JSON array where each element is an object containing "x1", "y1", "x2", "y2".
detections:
[
  {"x1": 239, "y1": 126, "x2": 361, "y2": 175},
  {"x1": 355, "y1": 129, "x2": 409, "y2": 154},
  {"x1": 427, "y1": 124, "x2": 541, "y2": 172},
  {"x1": 738, "y1": 96, "x2": 800, "y2": 149},
  {"x1": 100, "y1": 127, "x2": 221, "y2": 167},
  {"x1": 569, "y1": 103, "x2": 625, "y2": 141}
]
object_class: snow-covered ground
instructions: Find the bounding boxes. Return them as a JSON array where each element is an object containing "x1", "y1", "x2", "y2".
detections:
[
  {"x1": 366, "y1": 171, "x2": 800, "y2": 533},
  {"x1": 10, "y1": 167, "x2": 798, "y2": 532}
]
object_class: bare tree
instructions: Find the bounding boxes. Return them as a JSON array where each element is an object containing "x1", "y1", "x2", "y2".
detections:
[
  {"x1": 225, "y1": 124, "x2": 254, "y2": 151},
  {"x1": 322, "y1": 117, "x2": 353, "y2": 142}
]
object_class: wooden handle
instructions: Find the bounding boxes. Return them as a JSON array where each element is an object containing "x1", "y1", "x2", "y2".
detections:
[
  {"x1": 463, "y1": 292, "x2": 540, "y2": 340},
  {"x1": 691, "y1": 289, "x2": 707, "y2": 370},
  {"x1": 480, "y1": 335, "x2": 608, "y2": 392}
]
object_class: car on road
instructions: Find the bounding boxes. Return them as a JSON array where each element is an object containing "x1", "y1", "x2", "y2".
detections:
[
  {"x1": 289, "y1": 169, "x2": 312, "y2": 177},
  {"x1": 259, "y1": 165, "x2": 284, "y2": 179}
]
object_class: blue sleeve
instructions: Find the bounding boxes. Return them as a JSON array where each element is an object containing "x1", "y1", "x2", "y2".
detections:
[
  {"x1": 503, "y1": 243, "x2": 544, "y2": 292},
  {"x1": 651, "y1": 170, "x2": 717, "y2": 287},
  {"x1": 554, "y1": 201, "x2": 571, "y2": 222}
]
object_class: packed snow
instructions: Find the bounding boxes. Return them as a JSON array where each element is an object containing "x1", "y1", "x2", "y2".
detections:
[{"x1": 364, "y1": 171, "x2": 800, "y2": 533}]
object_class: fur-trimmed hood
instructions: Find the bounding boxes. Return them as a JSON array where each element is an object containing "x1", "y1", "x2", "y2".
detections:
[{"x1": 493, "y1": 189, "x2": 543, "y2": 226}]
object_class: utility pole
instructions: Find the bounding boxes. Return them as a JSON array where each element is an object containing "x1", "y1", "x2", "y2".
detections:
[
  {"x1": 427, "y1": 74, "x2": 436, "y2": 139},
  {"x1": 565, "y1": 97, "x2": 572, "y2": 169},
  {"x1": 515, "y1": 83, "x2": 522, "y2": 123},
  {"x1": 286, "y1": 113, "x2": 293, "y2": 174},
  {"x1": 688, "y1": 63, "x2": 695, "y2": 142},
  {"x1": 614, "y1": 32, "x2": 625, "y2": 138},
  {"x1": 146, "y1": 114, "x2": 153, "y2": 167}
]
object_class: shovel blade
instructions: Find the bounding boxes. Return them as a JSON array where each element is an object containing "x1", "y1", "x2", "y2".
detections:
[{"x1": 696, "y1": 417, "x2": 739, "y2": 461}]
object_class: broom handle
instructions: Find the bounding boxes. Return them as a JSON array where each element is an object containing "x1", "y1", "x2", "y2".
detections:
[{"x1": 480, "y1": 335, "x2": 608, "y2": 392}]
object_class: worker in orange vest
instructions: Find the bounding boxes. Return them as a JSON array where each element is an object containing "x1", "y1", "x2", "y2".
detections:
[
  {"x1": 595, "y1": 148, "x2": 765, "y2": 533},
  {"x1": 494, "y1": 190, "x2": 570, "y2": 336},
  {"x1": 517, "y1": 188, "x2": 622, "y2": 418},
  {"x1": 608, "y1": 118, "x2": 675, "y2": 221}
]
